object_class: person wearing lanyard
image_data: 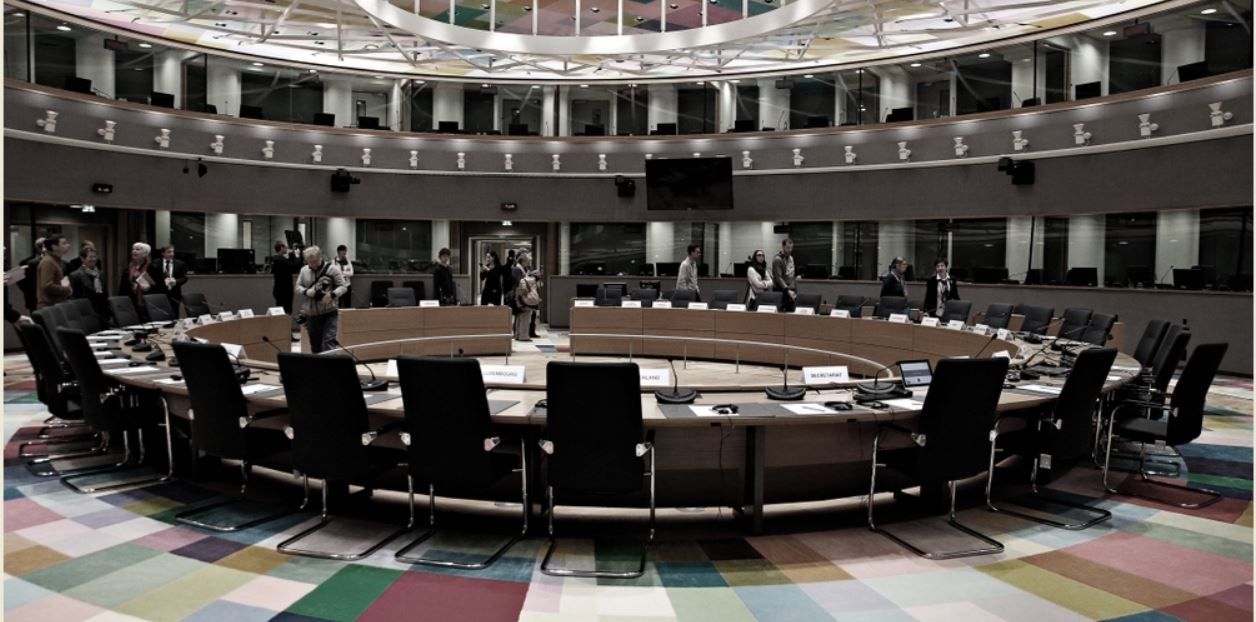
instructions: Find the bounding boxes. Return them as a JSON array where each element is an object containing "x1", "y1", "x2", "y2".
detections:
[
  {"x1": 880, "y1": 256, "x2": 909, "y2": 298},
  {"x1": 923, "y1": 257, "x2": 960, "y2": 318},
  {"x1": 148, "y1": 245, "x2": 187, "y2": 307}
]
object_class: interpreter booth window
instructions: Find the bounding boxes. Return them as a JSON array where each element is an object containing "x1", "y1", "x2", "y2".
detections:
[
  {"x1": 838, "y1": 221, "x2": 879, "y2": 280},
  {"x1": 4, "y1": 10, "x2": 29, "y2": 82},
  {"x1": 569, "y1": 223, "x2": 646, "y2": 276},
  {"x1": 788, "y1": 222, "x2": 835, "y2": 279},
  {"x1": 950, "y1": 218, "x2": 1009, "y2": 283},
  {"x1": 170, "y1": 212, "x2": 206, "y2": 269},
  {"x1": 1104, "y1": 212, "x2": 1157, "y2": 287},
  {"x1": 1198, "y1": 207, "x2": 1253, "y2": 291},
  {"x1": 355, "y1": 220, "x2": 433, "y2": 273}
]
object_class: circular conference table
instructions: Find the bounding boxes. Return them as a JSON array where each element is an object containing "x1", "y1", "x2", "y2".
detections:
[{"x1": 92, "y1": 305, "x2": 1142, "y2": 535}]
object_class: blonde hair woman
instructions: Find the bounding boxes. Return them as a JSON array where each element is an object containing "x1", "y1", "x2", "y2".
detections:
[{"x1": 119, "y1": 242, "x2": 153, "y2": 319}]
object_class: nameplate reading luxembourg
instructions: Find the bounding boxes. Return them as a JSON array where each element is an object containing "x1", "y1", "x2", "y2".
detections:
[
  {"x1": 420, "y1": 300, "x2": 441, "y2": 308},
  {"x1": 267, "y1": 307, "x2": 286, "y2": 316},
  {"x1": 481, "y1": 365, "x2": 526, "y2": 384},
  {"x1": 238, "y1": 309, "x2": 255, "y2": 318},
  {"x1": 573, "y1": 299, "x2": 595, "y2": 308},
  {"x1": 652, "y1": 300, "x2": 673, "y2": 309},
  {"x1": 921, "y1": 317, "x2": 940, "y2": 327},
  {"x1": 638, "y1": 368, "x2": 671, "y2": 388},
  {"x1": 725, "y1": 303, "x2": 747, "y2": 312},
  {"x1": 830, "y1": 309, "x2": 850, "y2": 318},
  {"x1": 888, "y1": 313, "x2": 909, "y2": 324},
  {"x1": 687, "y1": 302, "x2": 709, "y2": 310},
  {"x1": 803, "y1": 366, "x2": 850, "y2": 385},
  {"x1": 621, "y1": 300, "x2": 642, "y2": 308},
  {"x1": 755, "y1": 305, "x2": 778, "y2": 314},
  {"x1": 946, "y1": 320, "x2": 965, "y2": 330},
  {"x1": 794, "y1": 307, "x2": 815, "y2": 315}
]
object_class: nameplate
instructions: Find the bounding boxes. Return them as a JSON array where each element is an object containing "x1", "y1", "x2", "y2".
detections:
[
  {"x1": 993, "y1": 350, "x2": 1011, "y2": 359},
  {"x1": 386, "y1": 359, "x2": 398, "y2": 378},
  {"x1": 996, "y1": 328, "x2": 1011, "y2": 340},
  {"x1": 621, "y1": 300, "x2": 642, "y2": 308},
  {"x1": 921, "y1": 317, "x2": 940, "y2": 327},
  {"x1": 198, "y1": 314, "x2": 214, "y2": 324},
  {"x1": 726, "y1": 303, "x2": 747, "y2": 312},
  {"x1": 573, "y1": 299, "x2": 595, "y2": 308},
  {"x1": 652, "y1": 300, "x2": 672, "y2": 309},
  {"x1": 238, "y1": 309, "x2": 255, "y2": 318},
  {"x1": 687, "y1": 302, "x2": 709, "y2": 310},
  {"x1": 419, "y1": 300, "x2": 441, "y2": 308},
  {"x1": 794, "y1": 307, "x2": 815, "y2": 315},
  {"x1": 481, "y1": 365, "x2": 526, "y2": 384},
  {"x1": 803, "y1": 366, "x2": 850, "y2": 385},
  {"x1": 755, "y1": 305, "x2": 777, "y2": 313},
  {"x1": 974, "y1": 323, "x2": 990, "y2": 334},
  {"x1": 830, "y1": 309, "x2": 850, "y2": 319},
  {"x1": 221, "y1": 342, "x2": 244, "y2": 359},
  {"x1": 638, "y1": 368, "x2": 670, "y2": 388},
  {"x1": 946, "y1": 320, "x2": 965, "y2": 330},
  {"x1": 218, "y1": 311, "x2": 235, "y2": 321},
  {"x1": 266, "y1": 307, "x2": 286, "y2": 316},
  {"x1": 888, "y1": 313, "x2": 909, "y2": 324}
]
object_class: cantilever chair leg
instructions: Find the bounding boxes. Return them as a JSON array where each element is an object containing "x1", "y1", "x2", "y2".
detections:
[
  {"x1": 61, "y1": 397, "x2": 177, "y2": 494},
  {"x1": 985, "y1": 449, "x2": 1110, "y2": 530},
  {"x1": 176, "y1": 461, "x2": 299, "y2": 532},
  {"x1": 1103, "y1": 428, "x2": 1222, "y2": 509},
  {"x1": 541, "y1": 446, "x2": 655, "y2": 578},
  {"x1": 396, "y1": 450, "x2": 529, "y2": 569},
  {"x1": 276, "y1": 475, "x2": 409, "y2": 561}
]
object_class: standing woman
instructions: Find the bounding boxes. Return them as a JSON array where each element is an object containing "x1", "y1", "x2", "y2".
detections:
[
  {"x1": 479, "y1": 250, "x2": 505, "y2": 305},
  {"x1": 745, "y1": 250, "x2": 772, "y2": 305},
  {"x1": 511, "y1": 252, "x2": 541, "y2": 341},
  {"x1": 118, "y1": 242, "x2": 153, "y2": 320},
  {"x1": 69, "y1": 246, "x2": 109, "y2": 321}
]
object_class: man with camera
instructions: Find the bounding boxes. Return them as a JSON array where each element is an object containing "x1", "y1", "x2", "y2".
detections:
[{"x1": 294, "y1": 245, "x2": 349, "y2": 353}]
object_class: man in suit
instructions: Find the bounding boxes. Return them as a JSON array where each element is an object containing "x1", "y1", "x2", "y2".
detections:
[
  {"x1": 922, "y1": 257, "x2": 960, "y2": 318},
  {"x1": 433, "y1": 248, "x2": 456, "y2": 305},
  {"x1": 271, "y1": 240, "x2": 300, "y2": 315},
  {"x1": 880, "y1": 256, "x2": 909, "y2": 298},
  {"x1": 148, "y1": 245, "x2": 188, "y2": 306},
  {"x1": 770, "y1": 238, "x2": 798, "y2": 312}
]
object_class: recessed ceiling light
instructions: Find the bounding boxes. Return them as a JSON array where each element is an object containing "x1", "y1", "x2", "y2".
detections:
[
  {"x1": 56, "y1": 24, "x2": 71, "y2": 31},
  {"x1": 138, "y1": 42, "x2": 152, "y2": 48},
  {"x1": 696, "y1": 81, "x2": 705, "y2": 85},
  {"x1": 580, "y1": 84, "x2": 589, "y2": 88},
  {"x1": 729, "y1": 79, "x2": 740, "y2": 83},
  {"x1": 308, "y1": 69, "x2": 318, "y2": 73},
  {"x1": 11, "y1": 12, "x2": 23, "y2": 16},
  {"x1": 1022, "y1": 58, "x2": 1031, "y2": 62},
  {"x1": 415, "y1": 79, "x2": 425, "y2": 84},
  {"x1": 1102, "y1": 30, "x2": 1117, "y2": 36},
  {"x1": 1201, "y1": 7, "x2": 1217, "y2": 14},
  {"x1": 482, "y1": 83, "x2": 489, "y2": 87},
  {"x1": 854, "y1": 69, "x2": 863, "y2": 74},
  {"x1": 804, "y1": 73, "x2": 815, "y2": 78},
  {"x1": 251, "y1": 62, "x2": 264, "y2": 66},
  {"x1": 375, "y1": 75, "x2": 385, "y2": 79},
  {"x1": 909, "y1": 63, "x2": 921, "y2": 67},
  {"x1": 978, "y1": 52, "x2": 991, "y2": 58}
]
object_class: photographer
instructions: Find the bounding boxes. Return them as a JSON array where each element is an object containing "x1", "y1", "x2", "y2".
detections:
[{"x1": 294, "y1": 245, "x2": 348, "y2": 353}]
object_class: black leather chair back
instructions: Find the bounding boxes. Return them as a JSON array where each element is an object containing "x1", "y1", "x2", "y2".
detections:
[
  {"x1": 1015, "y1": 304, "x2": 1054, "y2": 335},
  {"x1": 397, "y1": 356, "x2": 499, "y2": 488},
  {"x1": 873, "y1": 296, "x2": 907, "y2": 318},
  {"x1": 795, "y1": 293, "x2": 822, "y2": 312},
  {"x1": 402, "y1": 281, "x2": 427, "y2": 302},
  {"x1": 1059, "y1": 308, "x2": 1093, "y2": 340},
  {"x1": 984, "y1": 304, "x2": 1014, "y2": 329},
  {"x1": 387, "y1": 287, "x2": 417, "y2": 307},
  {"x1": 278, "y1": 352, "x2": 372, "y2": 481},
  {"x1": 31, "y1": 308, "x2": 69, "y2": 363},
  {"x1": 56, "y1": 328, "x2": 115, "y2": 431},
  {"x1": 172, "y1": 341, "x2": 250, "y2": 459},
  {"x1": 1165, "y1": 343, "x2": 1227, "y2": 446},
  {"x1": 1132, "y1": 320, "x2": 1169, "y2": 368},
  {"x1": 69, "y1": 298, "x2": 104, "y2": 333},
  {"x1": 1049, "y1": 347, "x2": 1117, "y2": 462},
  {"x1": 143, "y1": 294, "x2": 176, "y2": 322},
  {"x1": 940, "y1": 301, "x2": 972, "y2": 324},
  {"x1": 19, "y1": 322, "x2": 70, "y2": 415},
  {"x1": 545, "y1": 362, "x2": 644, "y2": 493},
  {"x1": 628, "y1": 289, "x2": 656, "y2": 308},
  {"x1": 183, "y1": 292, "x2": 212, "y2": 317},
  {"x1": 49, "y1": 302, "x2": 84, "y2": 334},
  {"x1": 369, "y1": 281, "x2": 392, "y2": 308},
  {"x1": 834, "y1": 295, "x2": 866, "y2": 317},
  {"x1": 753, "y1": 291, "x2": 783, "y2": 311},
  {"x1": 913, "y1": 357, "x2": 1008, "y2": 482},
  {"x1": 108, "y1": 296, "x2": 143, "y2": 327},
  {"x1": 594, "y1": 287, "x2": 624, "y2": 307},
  {"x1": 710, "y1": 290, "x2": 740, "y2": 310},
  {"x1": 1150, "y1": 325, "x2": 1191, "y2": 393},
  {"x1": 670, "y1": 289, "x2": 698, "y2": 308},
  {"x1": 1081, "y1": 313, "x2": 1118, "y2": 345}
]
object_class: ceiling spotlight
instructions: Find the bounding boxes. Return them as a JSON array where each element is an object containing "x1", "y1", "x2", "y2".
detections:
[
  {"x1": 696, "y1": 81, "x2": 705, "y2": 85},
  {"x1": 56, "y1": 24, "x2": 71, "y2": 31},
  {"x1": 978, "y1": 52, "x2": 990, "y2": 58},
  {"x1": 591, "y1": 6, "x2": 600, "y2": 12},
  {"x1": 81, "y1": 205, "x2": 96, "y2": 213},
  {"x1": 523, "y1": 5, "x2": 531, "y2": 9},
  {"x1": 1102, "y1": 30, "x2": 1117, "y2": 36},
  {"x1": 669, "y1": 3, "x2": 678, "y2": 8},
  {"x1": 580, "y1": 83, "x2": 589, "y2": 88},
  {"x1": 854, "y1": 69, "x2": 863, "y2": 74},
  {"x1": 309, "y1": 68, "x2": 318, "y2": 73},
  {"x1": 375, "y1": 75, "x2": 385, "y2": 79},
  {"x1": 629, "y1": 83, "x2": 638, "y2": 87},
  {"x1": 482, "y1": 83, "x2": 490, "y2": 87},
  {"x1": 138, "y1": 42, "x2": 152, "y2": 48},
  {"x1": 252, "y1": 62, "x2": 265, "y2": 66},
  {"x1": 11, "y1": 12, "x2": 24, "y2": 16},
  {"x1": 635, "y1": 15, "x2": 644, "y2": 21},
  {"x1": 729, "y1": 79, "x2": 740, "y2": 83},
  {"x1": 415, "y1": 80, "x2": 425, "y2": 84},
  {"x1": 1201, "y1": 7, "x2": 1217, "y2": 13},
  {"x1": 909, "y1": 62, "x2": 921, "y2": 67},
  {"x1": 480, "y1": 3, "x2": 488, "y2": 8}
]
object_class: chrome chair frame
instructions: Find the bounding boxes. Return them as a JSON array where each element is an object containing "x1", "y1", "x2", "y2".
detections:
[
  {"x1": 1101, "y1": 401, "x2": 1222, "y2": 509},
  {"x1": 60, "y1": 393, "x2": 176, "y2": 494},
  {"x1": 275, "y1": 474, "x2": 410, "y2": 561},
  {"x1": 985, "y1": 415, "x2": 1111, "y2": 530}
]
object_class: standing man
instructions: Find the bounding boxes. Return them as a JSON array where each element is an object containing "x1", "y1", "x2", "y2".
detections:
[
  {"x1": 333, "y1": 244, "x2": 354, "y2": 308},
  {"x1": 675, "y1": 245, "x2": 702, "y2": 299},
  {"x1": 294, "y1": 246, "x2": 348, "y2": 353},
  {"x1": 881, "y1": 256, "x2": 909, "y2": 298},
  {"x1": 148, "y1": 245, "x2": 188, "y2": 307},
  {"x1": 923, "y1": 257, "x2": 960, "y2": 319},
  {"x1": 271, "y1": 241, "x2": 299, "y2": 315},
  {"x1": 18, "y1": 237, "x2": 44, "y2": 312},
  {"x1": 433, "y1": 248, "x2": 456, "y2": 305},
  {"x1": 770, "y1": 238, "x2": 798, "y2": 312},
  {"x1": 36, "y1": 236, "x2": 73, "y2": 309}
]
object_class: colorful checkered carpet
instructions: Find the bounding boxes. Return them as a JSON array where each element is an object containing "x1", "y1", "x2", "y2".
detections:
[{"x1": 4, "y1": 352, "x2": 1252, "y2": 621}]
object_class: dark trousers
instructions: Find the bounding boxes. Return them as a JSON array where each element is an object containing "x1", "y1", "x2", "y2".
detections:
[
  {"x1": 305, "y1": 312, "x2": 339, "y2": 353},
  {"x1": 275, "y1": 292, "x2": 293, "y2": 315}
]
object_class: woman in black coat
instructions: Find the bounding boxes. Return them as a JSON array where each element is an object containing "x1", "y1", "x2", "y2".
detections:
[{"x1": 479, "y1": 250, "x2": 507, "y2": 306}]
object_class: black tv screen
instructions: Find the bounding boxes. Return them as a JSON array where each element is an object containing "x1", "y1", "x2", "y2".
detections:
[{"x1": 645, "y1": 157, "x2": 734, "y2": 211}]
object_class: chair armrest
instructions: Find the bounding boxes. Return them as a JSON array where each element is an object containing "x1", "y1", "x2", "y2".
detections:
[
  {"x1": 238, "y1": 408, "x2": 286, "y2": 429},
  {"x1": 635, "y1": 429, "x2": 657, "y2": 457},
  {"x1": 1113, "y1": 399, "x2": 1174, "y2": 420},
  {"x1": 877, "y1": 423, "x2": 926, "y2": 447},
  {"x1": 361, "y1": 420, "x2": 403, "y2": 446}
]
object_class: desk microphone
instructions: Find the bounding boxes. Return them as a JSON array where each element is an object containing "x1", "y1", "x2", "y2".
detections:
[
  {"x1": 973, "y1": 332, "x2": 1000, "y2": 358},
  {"x1": 222, "y1": 348, "x2": 252, "y2": 384},
  {"x1": 260, "y1": 335, "x2": 286, "y2": 382},
  {"x1": 655, "y1": 358, "x2": 697, "y2": 404},
  {"x1": 765, "y1": 363, "x2": 805, "y2": 401},
  {"x1": 1156, "y1": 265, "x2": 1174, "y2": 289},
  {"x1": 855, "y1": 362, "x2": 909, "y2": 401},
  {"x1": 335, "y1": 345, "x2": 389, "y2": 391}
]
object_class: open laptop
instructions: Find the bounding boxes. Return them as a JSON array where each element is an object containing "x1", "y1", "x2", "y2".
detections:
[{"x1": 897, "y1": 360, "x2": 933, "y2": 391}]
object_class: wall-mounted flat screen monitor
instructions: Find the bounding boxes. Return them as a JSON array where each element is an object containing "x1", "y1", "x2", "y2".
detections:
[
  {"x1": 646, "y1": 157, "x2": 734, "y2": 211},
  {"x1": 217, "y1": 248, "x2": 256, "y2": 274}
]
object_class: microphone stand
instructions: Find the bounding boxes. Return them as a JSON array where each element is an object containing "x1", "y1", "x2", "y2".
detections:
[
  {"x1": 259, "y1": 335, "x2": 286, "y2": 383},
  {"x1": 655, "y1": 358, "x2": 697, "y2": 404},
  {"x1": 334, "y1": 345, "x2": 389, "y2": 391},
  {"x1": 765, "y1": 349, "x2": 805, "y2": 400}
]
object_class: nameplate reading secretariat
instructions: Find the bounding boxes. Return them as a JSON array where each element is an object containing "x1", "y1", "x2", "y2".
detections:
[
  {"x1": 419, "y1": 300, "x2": 441, "y2": 308},
  {"x1": 481, "y1": 365, "x2": 526, "y2": 384},
  {"x1": 803, "y1": 366, "x2": 850, "y2": 385},
  {"x1": 638, "y1": 369, "x2": 671, "y2": 387}
]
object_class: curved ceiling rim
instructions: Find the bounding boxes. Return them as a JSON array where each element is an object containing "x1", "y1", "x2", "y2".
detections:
[{"x1": 9, "y1": 0, "x2": 1197, "y2": 84}]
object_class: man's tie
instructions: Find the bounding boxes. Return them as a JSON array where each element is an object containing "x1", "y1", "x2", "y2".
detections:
[{"x1": 165, "y1": 261, "x2": 171, "y2": 278}]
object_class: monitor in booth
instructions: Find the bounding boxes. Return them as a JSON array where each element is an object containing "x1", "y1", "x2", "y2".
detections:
[
  {"x1": 645, "y1": 157, "x2": 734, "y2": 211},
  {"x1": 217, "y1": 249, "x2": 256, "y2": 274}
]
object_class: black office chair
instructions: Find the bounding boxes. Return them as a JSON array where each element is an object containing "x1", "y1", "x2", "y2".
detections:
[
  {"x1": 1058, "y1": 308, "x2": 1093, "y2": 341},
  {"x1": 1132, "y1": 320, "x2": 1170, "y2": 369},
  {"x1": 30, "y1": 308, "x2": 74, "y2": 373},
  {"x1": 275, "y1": 352, "x2": 408, "y2": 560},
  {"x1": 982, "y1": 303, "x2": 1014, "y2": 329},
  {"x1": 393, "y1": 357, "x2": 527, "y2": 569},
  {"x1": 181, "y1": 292, "x2": 211, "y2": 317},
  {"x1": 867, "y1": 357, "x2": 1009, "y2": 559},
  {"x1": 795, "y1": 293, "x2": 822, "y2": 312},
  {"x1": 940, "y1": 301, "x2": 972, "y2": 324},
  {"x1": 709, "y1": 290, "x2": 740, "y2": 310},
  {"x1": 628, "y1": 288, "x2": 658, "y2": 308},
  {"x1": 1015, "y1": 304, "x2": 1054, "y2": 335},
  {"x1": 108, "y1": 296, "x2": 143, "y2": 327},
  {"x1": 68, "y1": 299, "x2": 105, "y2": 334},
  {"x1": 369, "y1": 281, "x2": 393, "y2": 308},
  {"x1": 752, "y1": 291, "x2": 783, "y2": 311},
  {"x1": 48, "y1": 302, "x2": 85, "y2": 336},
  {"x1": 873, "y1": 296, "x2": 908, "y2": 319},
  {"x1": 15, "y1": 323, "x2": 99, "y2": 464},
  {"x1": 387, "y1": 287, "x2": 417, "y2": 307},
  {"x1": 833, "y1": 295, "x2": 866, "y2": 317},
  {"x1": 594, "y1": 287, "x2": 624, "y2": 307},
  {"x1": 540, "y1": 362, "x2": 654, "y2": 578},
  {"x1": 988, "y1": 347, "x2": 1117, "y2": 529},
  {"x1": 1134, "y1": 324, "x2": 1192, "y2": 399},
  {"x1": 670, "y1": 289, "x2": 698, "y2": 309},
  {"x1": 1081, "y1": 313, "x2": 1117, "y2": 345},
  {"x1": 1103, "y1": 343, "x2": 1228, "y2": 508},
  {"x1": 172, "y1": 341, "x2": 293, "y2": 531},
  {"x1": 402, "y1": 280, "x2": 427, "y2": 303},
  {"x1": 56, "y1": 328, "x2": 171, "y2": 493},
  {"x1": 143, "y1": 294, "x2": 177, "y2": 322}
]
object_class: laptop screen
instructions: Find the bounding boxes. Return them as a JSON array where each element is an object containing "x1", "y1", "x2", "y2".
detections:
[{"x1": 898, "y1": 360, "x2": 933, "y2": 387}]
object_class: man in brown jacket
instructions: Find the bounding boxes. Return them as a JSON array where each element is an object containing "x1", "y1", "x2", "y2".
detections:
[{"x1": 36, "y1": 236, "x2": 73, "y2": 309}]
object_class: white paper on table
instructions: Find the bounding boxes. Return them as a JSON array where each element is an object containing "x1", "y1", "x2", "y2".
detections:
[
  {"x1": 881, "y1": 398, "x2": 925, "y2": 410},
  {"x1": 93, "y1": 351, "x2": 116, "y2": 358},
  {"x1": 782, "y1": 403, "x2": 839, "y2": 415},
  {"x1": 122, "y1": 324, "x2": 147, "y2": 331},
  {"x1": 920, "y1": 317, "x2": 940, "y2": 327},
  {"x1": 830, "y1": 309, "x2": 850, "y2": 318},
  {"x1": 1112, "y1": 365, "x2": 1141, "y2": 372},
  {"x1": 888, "y1": 313, "x2": 909, "y2": 323},
  {"x1": 1018, "y1": 384, "x2": 1063, "y2": 395},
  {"x1": 652, "y1": 300, "x2": 673, "y2": 309},
  {"x1": 726, "y1": 303, "x2": 747, "y2": 312},
  {"x1": 108, "y1": 366, "x2": 162, "y2": 375},
  {"x1": 1107, "y1": 375, "x2": 1122, "y2": 382},
  {"x1": 993, "y1": 350, "x2": 1011, "y2": 359},
  {"x1": 997, "y1": 328, "x2": 1011, "y2": 340},
  {"x1": 687, "y1": 302, "x2": 709, "y2": 310},
  {"x1": 97, "y1": 359, "x2": 131, "y2": 366},
  {"x1": 690, "y1": 405, "x2": 735, "y2": 417},
  {"x1": 220, "y1": 343, "x2": 245, "y2": 359},
  {"x1": 241, "y1": 383, "x2": 281, "y2": 396},
  {"x1": 621, "y1": 300, "x2": 642, "y2": 308}
]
